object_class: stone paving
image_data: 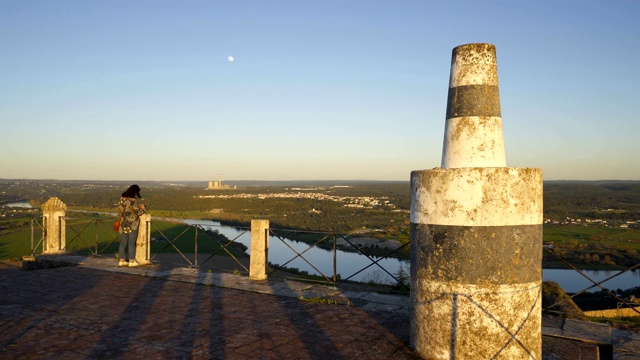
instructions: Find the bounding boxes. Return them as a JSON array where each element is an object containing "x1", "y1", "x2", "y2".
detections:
[
  {"x1": 0, "y1": 257, "x2": 416, "y2": 359},
  {"x1": 2, "y1": 255, "x2": 640, "y2": 359}
]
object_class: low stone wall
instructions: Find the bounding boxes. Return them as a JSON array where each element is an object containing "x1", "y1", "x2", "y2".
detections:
[{"x1": 583, "y1": 307, "x2": 640, "y2": 318}]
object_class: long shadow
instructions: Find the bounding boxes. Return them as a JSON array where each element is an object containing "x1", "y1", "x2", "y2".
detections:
[
  {"x1": 85, "y1": 269, "x2": 228, "y2": 359},
  {"x1": 86, "y1": 274, "x2": 169, "y2": 358},
  {"x1": 274, "y1": 277, "x2": 415, "y2": 358},
  {"x1": 2, "y1": 260, "x2": 229, "y2": 359},
  {"x1": 0, "y1": 266, "x2": 99, "y2": 352},
  {"x1": 174, "y1": 278, "x2": 208, "y2": 359},
  {"x1": 360, "y1": 305, "x2": 412, "y2": 347},
  {"x1": 273, "y1": 282, "x2": 345, "y2": 359},
  {"x1": 208, "y1": 286, "x2": 226, "y2": 359}
]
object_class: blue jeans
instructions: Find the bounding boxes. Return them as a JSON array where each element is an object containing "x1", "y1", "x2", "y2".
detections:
[{"x1": 119, "y1": 230, "x2": 138, "y2": 261}]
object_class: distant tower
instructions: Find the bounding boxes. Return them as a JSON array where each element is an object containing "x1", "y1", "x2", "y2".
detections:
[
  {"x1": 218, "y1": 174, "x2": 222, "y2": 187},
  {"x1": 208, "y1": 181, "x2": 214, "y2": 190}
]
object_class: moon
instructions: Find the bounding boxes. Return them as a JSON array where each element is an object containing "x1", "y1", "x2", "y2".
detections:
[{"x1": 227, "y1": 56, "x2": 234, "y2": 62}]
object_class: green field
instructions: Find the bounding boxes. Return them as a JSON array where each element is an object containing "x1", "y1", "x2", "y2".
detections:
[
  {"x1": 542, "y1": 225, "x2": 640, "y2": 269},
  {"x1": 544, "y1": 225, "x2": 640, "y2": 250}
]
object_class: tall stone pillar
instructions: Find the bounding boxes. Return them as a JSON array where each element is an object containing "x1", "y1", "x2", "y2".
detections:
[
  {"x1": 135, "y1": 213, "x2": 151, "y2": 265},
  {"x1": 410, "y1": 43, "x2": 543, "y2": 359},
  {"x1": 249, "y1": 219, "x2": 269, "y2": 280},
  {"x1": 42, "y1": 197, "x2": 67, "y2": 254}
]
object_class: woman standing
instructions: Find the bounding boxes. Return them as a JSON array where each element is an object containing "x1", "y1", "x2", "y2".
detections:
[{"x1": 117, "y1": 184, "x2": 146, "y2": 267}]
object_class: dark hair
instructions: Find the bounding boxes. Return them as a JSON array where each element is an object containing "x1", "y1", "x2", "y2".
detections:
[{"x1": 122, "y1": 184, "x2": 141, "y2": 198}]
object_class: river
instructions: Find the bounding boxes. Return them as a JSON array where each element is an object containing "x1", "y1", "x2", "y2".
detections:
[
  {"x1": 186, "y1": 219, "x2": 640, "y2": 292},
  {"x1": 543, "y1": 268, "x2": 640, "y2": 293},
  {"x1": 185, "y1": 219, "x2": 409, "y2": 284},
  {"x1": 4, "y1": 201, "x2": 33, "y2": 208}
]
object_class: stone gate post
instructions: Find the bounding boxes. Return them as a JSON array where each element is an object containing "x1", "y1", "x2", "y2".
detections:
[
  {"x1": 42, "y1": 197, "x2": 67, "y2": 254},
  {"x1": 249, "y1": 219, "x2": 269, "y2": 280},
  {"x1": 135, "y1": 213, "x2": 151, "y2": 265}
]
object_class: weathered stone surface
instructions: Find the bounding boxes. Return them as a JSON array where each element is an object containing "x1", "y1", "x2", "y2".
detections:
[
  {"x1": 41, "y1": 197, "x2": 67, "y2": 211},
  {"x1": 41, "y1": 197, "x2": 67, "y2": 254},
  {"x1": 442, "y1": 43, "x2": 504, "y2": 169},
  {"x1": 135, "y1": 213, "x2": 152, "y2": 265},
  {"x1": 411, "y1": 167, "x2": 544, "y2": 227},
  {"x1": 410, "y1": 43, "x2": 543, "y2": 359},
  {"x1": 249, "y1": 219, "x2": 269, "y2": 280}
]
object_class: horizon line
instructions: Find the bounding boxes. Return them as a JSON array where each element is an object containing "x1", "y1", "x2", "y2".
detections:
[{"x1": 2, "y1": 178, "x2": 640, "y2": 183}]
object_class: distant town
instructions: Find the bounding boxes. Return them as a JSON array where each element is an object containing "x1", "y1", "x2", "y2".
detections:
[
  {"x1": 196, "y1": 190, "x2": 398, "y2": 210},
  {"x1": 545, "y1": 215, "x2": 639, "y2": 229}
]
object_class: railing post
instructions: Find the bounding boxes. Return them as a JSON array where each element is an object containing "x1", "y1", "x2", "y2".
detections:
[
  {"x1": 194, "y1": 225, "x2": 199, "y2": 269},
  {"x1": 30, "y1": 218, "x2": 34, "y2": 252},
  {"x1": 146, "y1": 220, "x2": 151, "y2": 263},
  {"x1": 42, "y1": 197, "x2": 67, "y2": 254},
  {"x1": 249, "y1": 219, "x2": 269, "y2": 280},
  {"x1": 135, "y1": 214, "x2": 152, "y2": 265},
  {"x1": 43, "y1": 216, "x2": 48, "y2": 252},
  {"x1": 95, "y1": 222, "x2": 99, "y2": 255},
  {"x1": 58, "y1": 216, "x2": 63, "y2": 250},
  {"x1": 333, "y1": 234, "x2": 337, "y2": 282},
  {"x1": 93, "y1": 219, "x2": 98, "y2": 254}
]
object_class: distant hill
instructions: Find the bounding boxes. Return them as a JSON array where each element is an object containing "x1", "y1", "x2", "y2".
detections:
[
  {"x1": 0, "y1": 178, "x2": 409, "y2": 189},
  {"x1": 544, "y1": 180, "x2": 640, "y2": 221}
]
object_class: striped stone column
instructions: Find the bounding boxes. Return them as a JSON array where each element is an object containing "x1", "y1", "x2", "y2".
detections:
[
  {"x1": 441, "y1": 43, "x2": 505, "y2": 169},
  {"x1": 410, "y1": 43, "x2": 543, "y2": 359}
]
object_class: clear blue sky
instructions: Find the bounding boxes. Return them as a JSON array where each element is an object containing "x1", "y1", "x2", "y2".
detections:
[{"x1": 1, "y1": 1, "x2": 639, "y2": 181}]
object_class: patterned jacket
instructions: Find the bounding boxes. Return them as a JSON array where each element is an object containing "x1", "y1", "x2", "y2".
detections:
[{"x1": 118, "y1": 197, "x2": 146, "y2": 234}]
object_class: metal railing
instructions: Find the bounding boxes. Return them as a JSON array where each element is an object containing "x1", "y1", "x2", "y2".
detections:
[
  {"x1": 266, "y1": 227, "x2": 410, "y2": 291},
  {"x1": 20, "y1": 211, "x2": 640, "y2": 316},
  {"x1": 27, "y1": 215, "x2": 249, "y2": 273},
  {"x1": 147, "y1": 221, "x2": 248, "y2": 273},
  {"x1": 542, "y1": 246, "x2": 640, "y2": 319},
  {"x1": 29, "y1": 215, "x2": 46, "y2": 255},
  {"x1": 66, "y1": 217, "x2": 120, "y2": 255},
  {"x1": 28, "y1": 214, "x2": 410, "y2": 289}
]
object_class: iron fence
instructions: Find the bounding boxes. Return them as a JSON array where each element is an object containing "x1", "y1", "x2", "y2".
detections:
[
  {"x1": 147, "y1": 221, "x2": 249, "y2": 273},
  {"x1": 29, "y1": 214, "x2": 45, "y2": 255},
  {"x1": 542, "y1": 246, "x2": 640, "y2": 320},
  {"x1": 25, "y1": 215, "x2": 249, "y2": 273},
  {"x1": 266, "y1": 227, "x2": 410, "y2": 291},
  {"x1": 16, "y1": 211, "x2": 640, "y2": 320},
  {"x1": 39, "y1": 215, "x2": 411, "y2": 290},
  {"x1": 65, "y1": 217, "x2": 120, "y2": 255}
]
